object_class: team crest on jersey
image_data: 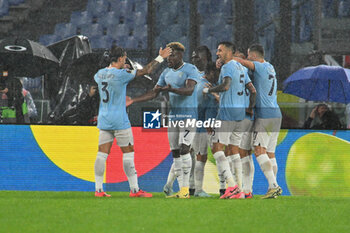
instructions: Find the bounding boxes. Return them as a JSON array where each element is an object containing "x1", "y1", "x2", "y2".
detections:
[{"x1": 143, "y1": 110, "x2": 161, "y2": 129}]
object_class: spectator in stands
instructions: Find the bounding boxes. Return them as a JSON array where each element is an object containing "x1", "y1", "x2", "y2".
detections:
[
  {"x1": 57, "y1": 83, "x2": 99, "y2": 125},
  {"x1": 303, "y1": 103, "x2": 342, "y2": 129},
  {"x1": 332, "y1": 103, "x2": 347, "y2": 127},
  {"x1": 19, "y1": 78, "x2": 38, "y2": 123},
  {"x1": 0, "y1": 69, "x2": 29, "y2": 123},
  {"x1": 22, "y1": 88, "x2": 38, "y2": 123}
]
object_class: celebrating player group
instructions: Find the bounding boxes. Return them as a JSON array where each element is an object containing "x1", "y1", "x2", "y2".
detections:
[{"x1": 93, "y1": 41, "x2": 282, "y2": 199}]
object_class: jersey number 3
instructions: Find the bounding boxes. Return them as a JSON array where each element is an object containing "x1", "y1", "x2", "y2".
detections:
[
  {"x1": 268, "y1": 75, "x2": 275, "y2": 96},
  {"x1": 102, "y1": 82, "x2": 109, "y2": 103}
]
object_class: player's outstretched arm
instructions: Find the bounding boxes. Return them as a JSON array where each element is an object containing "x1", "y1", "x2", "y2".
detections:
[
  {"x1": 135, "y1": 47, "x2": 172, "y2": 77},
  {"x1": 233, "y1": 57, "x2": 255, "y2": 71},
  {"x1": 162, "y1": 79, "x2": 196, "y2": 96},
  {"x1": 127, "y1": 85, "x2": 162, "y2": 107},
  {"x1": 246, "y1": 82, "x2": 256, "y2": 116},
  {"x1": 204, "y1": 83, "x2": 220, "y2": 102},
  {"x1": 203, "y1": 76, "x2": 231, "y2": 94}
]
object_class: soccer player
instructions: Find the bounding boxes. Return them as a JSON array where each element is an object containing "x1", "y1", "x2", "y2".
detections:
[
  {"x1": 128, "y1": 42, "x2": 201, "y2": 198},
  {"x1": 160, "y1": 46, "x2": 218, "y2": 197},
  {"x1": 94, "y1": 45, "x2": 171, "y2": 197},
  {"x1": 238, "y1": 98, "x2": 256, "y2": 199},
  {"x1": 239, "y1": 131, "x2": 255, "y2": 198},
  {"x1": 191, "y1": 46, "x2": 213, "y2": 197},
  {"x1": 203, "y1": 42, "x2": 251, "y2": 199},
  {"x1": 233, "y1": 44, "x2": 283, "y2": 199},
  {"x1": 223, "y1": 50, "x2": 256, "y2": 195},
  {"x1": 191, "y1": 46, "x2": 220, "y2": 197},
  {"x1": 233, "y1": 50, "x2": 256, "y2": 199},
  {"x1": 164, "y1": 45, "x2": 213, "y2": 196},
  {"x1": 214, "y1": 58, "x2": 227, "y2": 196}
]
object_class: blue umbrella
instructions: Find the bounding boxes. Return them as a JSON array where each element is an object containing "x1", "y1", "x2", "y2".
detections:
[{"x1": 283, "y1": 65, "x2": 350, "y2": 104}]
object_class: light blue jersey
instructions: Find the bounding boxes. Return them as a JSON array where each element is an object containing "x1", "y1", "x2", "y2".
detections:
[
  {"x1": 157, "y1": 63, "x2": 201, "y2": 120},
  {"x1": 205, "y1": 93, "x2": 219, "y2": 120},
  {"x1": 195, "y1": 75, "x2": 219, "y2": 132},
  {"x1": 217, "y1": 60, "x2": 246, "y2": 121},
  {"x1": 196, "y1": 74, "x2": 207, "y2": 121},
  {"x1": 243, "y1": 67, "x2": 254, "y2": 121},
  {"x1": 253, "y1": 61, "x2": 282, "y2": 119},
  {"x1": 94, "y1": 67, "x2": 136, "y2": 130}
]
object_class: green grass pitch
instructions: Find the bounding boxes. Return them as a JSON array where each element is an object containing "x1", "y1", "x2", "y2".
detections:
[{"x1": 1, "y1": 191, "x2": 350, "y2": 233}]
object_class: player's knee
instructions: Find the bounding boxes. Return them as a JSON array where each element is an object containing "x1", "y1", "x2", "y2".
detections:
[
  {"x1": 197, "y1": 154, "x2": 207, "y2": 162},
  {"x1": 254, "y1": 146, "x2": 261, "y2": 156},
  {"x1": 212, "y1": 143, "x2": 224, "y2": 154},
  {"x1": 172, "y1": 149, "x2": 180, "y2": 158},
  {"x1": 239, "y1": 148, "x2": 249, "y2": 158},
  {"x1": 180, "y1": 144, "x2": 191, "y2": 155},
  {"x1": 98, "y1": 143, "x2": 112, "y2": 154},
  {"x1": 228, "y1": 144, "x2": 239, "y2": 155},
  {"x1": 120, "y1": 144, "x2": 134, "y2": 153},
  {"x1": 254, "y1": 146, "x2": 266, "y2": 156},
  {"x1": 224, "y1": 146, "x2": 230, "y2": 156},
  {"x1": 267, "y1": 152, "x2": 275, "y2": 159}
]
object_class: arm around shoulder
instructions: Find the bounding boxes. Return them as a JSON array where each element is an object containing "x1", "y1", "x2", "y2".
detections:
[{"x1": 233, "y1": 57, "x2": 255, "y2": 71}]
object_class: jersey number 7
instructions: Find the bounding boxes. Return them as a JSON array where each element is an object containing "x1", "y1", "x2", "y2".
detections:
[{"x1": 268, "y1": 75, "x2": 275, "y2": 96}]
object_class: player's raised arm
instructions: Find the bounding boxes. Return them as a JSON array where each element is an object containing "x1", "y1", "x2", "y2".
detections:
[{"x1": 135, "y1": 47, "x2": 172, "y2": 77}]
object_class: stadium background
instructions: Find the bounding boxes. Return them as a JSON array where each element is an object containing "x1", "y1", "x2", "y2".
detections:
[{"x1": 0, "y1": 0, "x2": 349, "y2": 197}]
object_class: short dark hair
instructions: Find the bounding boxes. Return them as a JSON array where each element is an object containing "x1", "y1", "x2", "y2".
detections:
[
  {"x1": 194, "y1": 45, "x2": 212, "y2": 64},
  {"x1": 166, "y1": 42, "x2": 185, "y2": 52},
  {"x1": 218, "y1": 41, "x2": 236, "y2": 54},
  {"x1": 205, "y1": 61, "x2": 218, "y2": 75},
  {"x1": 109, "y1": 45, "x2": 126, "y2": 63},
  {"x1": 237, "y1": 46, "x2": 244, "y2": 53},
  {"x1": 249, "y1": 44, "x2": 264, "y2": 57}
]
